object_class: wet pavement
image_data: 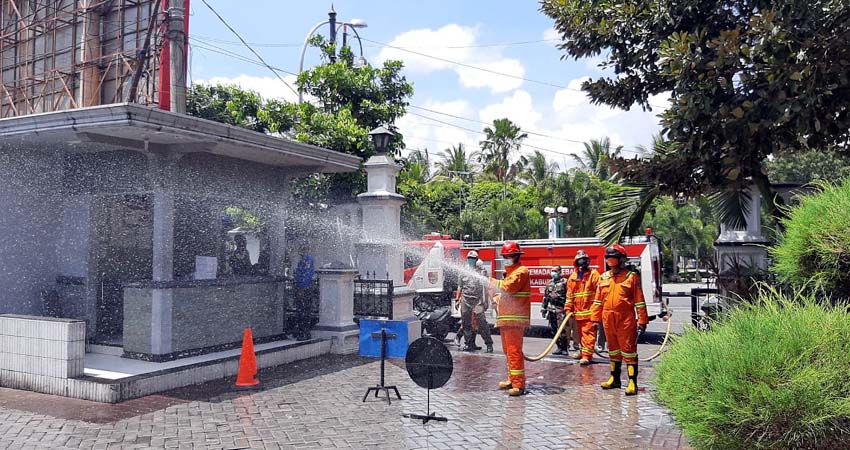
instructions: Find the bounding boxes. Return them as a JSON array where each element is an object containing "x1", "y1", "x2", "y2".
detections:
[{"x1": 0, "y1": 343, "x2": 690, "y2": 450}]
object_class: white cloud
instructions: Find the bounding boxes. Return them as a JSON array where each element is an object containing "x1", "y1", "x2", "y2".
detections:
[
  {"x1": 456, "y1": 59, "x2": 524, "y2": 93},
  {"x1": 378, "y1": 24, "x2": 526, "y2": 93},
  {"x1": 397, "y1": 99, "x2": 479, "y2": 159},
  {"x1": 470, "y1": 78, "x2": 665, "y2": 168},
  {"x1": 552, "y1": 77, "x2": 591, "y2": 111},
  {"x1": 378, "y1": 25, "x2": 477, "y2": 73},
  {"x1": 542, "y1": 27, "x2": 560, "y2": 43},
  {"x1": 479, "y1": 90, "x2": 542, "y2": 131}
]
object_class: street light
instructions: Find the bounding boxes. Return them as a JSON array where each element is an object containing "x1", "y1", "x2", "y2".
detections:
[
  {"x1": 298, "y1": 9, "x2": 369, "y2": 104},
  {"x1": 544, "y1": 206, "x2": 569, "y2": 238},
  {"x1": 369, "y1": 126, "x2": 394, "y2": 155}
]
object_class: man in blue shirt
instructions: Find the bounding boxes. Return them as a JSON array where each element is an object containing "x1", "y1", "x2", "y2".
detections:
[{"x1": 293, "y1": 247, "x2": 315, "y2": 341}]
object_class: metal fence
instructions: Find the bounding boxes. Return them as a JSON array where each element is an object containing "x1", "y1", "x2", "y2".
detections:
[{"x1": 353, "y1": 279, "x2": 394, "y2": 319}]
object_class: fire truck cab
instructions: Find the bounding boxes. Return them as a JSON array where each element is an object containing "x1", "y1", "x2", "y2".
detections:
[{"x1": 404, "y1": 233, "x2": 463, "y2": 305}]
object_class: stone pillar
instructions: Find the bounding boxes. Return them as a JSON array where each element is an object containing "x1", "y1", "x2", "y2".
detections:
[
  {"x1": 714, "y1": 184, "x2": 770, "y2": 274},
  {"x1": 144, "y1": 153, "x2": 180, "y2": 355},
  {"x1": 313, "y1": 265, "x2": 360, "y2": 354},
  {"x1": 355, "y1": 153, "x2": 420, "y2": 342},
  {"x1": 268, "y1": 178, "x2": 290, "y2": 277},
  {"x1": 356, "y1": 154, "x2": 406, "y2": 284}
]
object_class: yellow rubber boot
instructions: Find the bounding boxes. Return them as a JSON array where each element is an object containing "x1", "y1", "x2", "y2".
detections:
[
  {"x1": 600, "y1": 361, "x2": 622, "y2": 389},
  {"x1": 508, "y1": 387, "x2": 526, "y2": 396},
  {"x1": 498, "y1": 380, "x2": 513, "y2": 390},
  {"x1": 625, "y1": 364, "x2": 638, "y2": 396}
]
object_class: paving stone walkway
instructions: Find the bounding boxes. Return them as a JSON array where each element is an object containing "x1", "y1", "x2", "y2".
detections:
[{"x1": 0, "y1": 348, "x2": 690, "y2": 449}]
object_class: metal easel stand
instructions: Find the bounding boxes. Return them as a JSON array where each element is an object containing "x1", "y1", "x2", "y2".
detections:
[
  {"x1": 403, "y1": 368, "x2": 448, "y2": 424},
  {"x1": 362, "y1": 328, "x2": 402, "y2": 405}
]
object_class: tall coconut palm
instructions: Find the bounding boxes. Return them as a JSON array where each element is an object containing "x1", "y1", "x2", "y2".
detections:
[
  {"x1": 518, "y1": 150, "x2": 559, "y2": 189},
  {"x1": 479, "y1": 118, "x2": 528, "y2": 182},
  {"x1": 434, "y1": 143, "x2": 476, "y2": 178},
  {"x1": 573, "y1": 137, "x2": 623, "y2": 180}
]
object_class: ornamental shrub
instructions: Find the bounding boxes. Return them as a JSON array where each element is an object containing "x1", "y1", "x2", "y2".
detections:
[
  {"x1": 654, "y1": 288, "x2": 850, "y2": 450},
  {"x1": 772, "y1": 179, "x2": 850, "y2": 300}
]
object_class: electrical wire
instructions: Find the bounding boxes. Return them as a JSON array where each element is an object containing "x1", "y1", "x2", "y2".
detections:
[
  {"x1": 197, "y1": 0, "x2": 298, "y2": 96},
  {"x1": 191, "y1": 33, "x2": 560, "y2": 49},
  {"x1": 406, "y1": 110, "x2": 641, "y2": 157},
  {"x1": 362, "y1": 36, "x2": 668, "y2": 110},
  {"x1": 360, "y1": 36, "x2": 567, "y2": 90},
  {"x1": 190, "y1": 37, "x2": 647, "y2": 156}
]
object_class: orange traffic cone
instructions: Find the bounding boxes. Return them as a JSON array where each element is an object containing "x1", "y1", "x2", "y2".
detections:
[{"x1": 235, "y1": 328, "x2": 259, "y2": 388}]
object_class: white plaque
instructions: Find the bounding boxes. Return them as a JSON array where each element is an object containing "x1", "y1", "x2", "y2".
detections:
[{"x1": 194, "y1": 256, "x2": 218, "y2": 280}]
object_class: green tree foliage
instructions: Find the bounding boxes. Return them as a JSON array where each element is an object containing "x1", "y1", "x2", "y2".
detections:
[
  {"x1": 572, "y1": 137, "x2": 622, "y2": 180},
  {"x1": 479, "y1": 118, "x2": 528, "y2": 182},
  {"x1": 772, "y1": 179, "x2": 850, "y2": 299},
  {"x1": 765, "y1": 149, "x2": 850, "y2": 184},
  {"x1": 187, "y1": 84, "x2": 292, "y2": 133},
  {"x1": 434, "y1": 143, "x2": 476, "y2": 178},
  {"x1": 187, "y1": 36, "x2": 413, "y2": 204},
  {"x1": 541, "y1": 0, "x2": 850, "y2": 218},
  {"x1": 518, "y1": 150, "x2": 559, "y2": 189},
  {"x1": 643, "y1": 197, "x2": 717, "y2": 277}
]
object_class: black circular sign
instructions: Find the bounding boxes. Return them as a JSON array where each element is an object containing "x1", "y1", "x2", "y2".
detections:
[{"x1": 405, "y1": 336, "x2": 453, "y2": 390}]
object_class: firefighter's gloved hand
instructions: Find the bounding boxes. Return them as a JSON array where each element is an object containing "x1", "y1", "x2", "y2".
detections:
[
  {"x1": 592, "y1": 322, "x2": 601, "y2": 332},
  {"x1": 540, "y1": 308, "x2": 547, "y2": 318},
  {"x1": 638, "y1": 324, "x2": 647, "y2": 333}
]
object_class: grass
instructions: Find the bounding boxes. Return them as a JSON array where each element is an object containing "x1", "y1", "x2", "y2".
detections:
[
  {"x1": 772, "y1": 179, "x2": 850, "y2": 298},
  {"x1": 654, "y1": 287, "x2": 850, "y2": 450}
]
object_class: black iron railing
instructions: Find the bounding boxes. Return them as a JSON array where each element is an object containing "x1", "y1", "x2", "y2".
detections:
[{"x1": 353, "y1": 278, "x2": 394, "y2": 319}]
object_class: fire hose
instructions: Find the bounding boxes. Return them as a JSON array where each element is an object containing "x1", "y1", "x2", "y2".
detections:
[
  {"x1": 523, "y1": 311, "x2": 574, "y2": 362},
  {"x1": 520, "y1": 308, "x2": 674, "y2": 363},
  {"x1": 593, "y1": 310, "x2": 674, "y2": 362}
]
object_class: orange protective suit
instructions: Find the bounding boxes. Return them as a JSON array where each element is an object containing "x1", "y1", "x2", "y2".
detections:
[
  {"x1": 565, "y1": 269, "x2": 601, "y2": 360},
  {"x1": 591, "y1": 269, "x2": 648, "y2": 364},
  {"x1": 490, "y1": 264, "x2": 531, "y2": 389}
]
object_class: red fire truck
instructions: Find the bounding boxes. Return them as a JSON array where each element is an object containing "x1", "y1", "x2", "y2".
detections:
[
  {"x1": 404, "y1": 231, "x2": 665, "y2": 324},
  {"x1": 462, "y1": 233, "x2": 663, "y2": 308}
]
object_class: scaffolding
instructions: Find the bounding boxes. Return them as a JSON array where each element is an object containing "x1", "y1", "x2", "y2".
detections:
[{"x1": 0, "y1": 0, "x2": 162, "y2": 118}]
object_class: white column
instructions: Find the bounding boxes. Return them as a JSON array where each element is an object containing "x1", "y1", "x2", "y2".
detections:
[
  {"x1": 151, "y1": 191, "x2": 174, "y2": 281},
  {"x1": 148, "y1": 153, "x2": 180, "y2": 281},
  {"x1": 268, "y1": 178, "x2": 290, "y2": 277},
  {"x1": 313, "y1": 267, "x2": 360, "y2": 354}
]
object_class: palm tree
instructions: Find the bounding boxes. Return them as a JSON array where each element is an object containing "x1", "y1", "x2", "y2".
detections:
[
  {"x1": 478, "y1": 118, "x2": 528, "y2": 183},
  {"x1": 434, "y1": 143, "x2": 476, "y2": 178},
  {"x1": 573, "y1": 137, "x2": 623, "y2": 179},
  {"x1": 518, "y1": 150, "x2": 559, "y2": 189}
]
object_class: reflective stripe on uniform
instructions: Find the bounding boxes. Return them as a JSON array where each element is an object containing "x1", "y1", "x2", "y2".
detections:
[
  {"x1": 509, "y1": 369, "x2": 525, "y2": 375},
  {"x1": 574, "y1": 310, "x2": 593, "y2": 317},
  {"x1": 581, "y1": 346, "x2": 593, "y2": 353},
  {"x1": 513, "y1": 292, "x2": 531, "y2": 297},
  {"x1": 621, "y1": 351, "x2": 637, "y2": 358},
  {"x1": 574, "y1": 291, "x2": 593, "y2": 297},
  {"x1": 498, "y1": 315, "x2": 530, "y2": 321},
  {"x1": 635, "y1": 302, "x2": 646, "y2": 308},
  {"x1": 593, "y1": 300, "x2": 602, "y2": 305},
  {"x1": 608, "y1": 350, "x2": 621, "y2": 356}
]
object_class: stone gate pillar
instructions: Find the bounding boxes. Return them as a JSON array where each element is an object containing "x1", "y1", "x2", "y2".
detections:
[{"x1": 354, "y1": 142, "x2": 420, "y2": 342}]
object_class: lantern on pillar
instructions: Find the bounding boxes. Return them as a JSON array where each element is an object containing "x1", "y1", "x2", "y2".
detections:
[{"x1": 369, "y1": 126, "x2": 394, "y2": 155}]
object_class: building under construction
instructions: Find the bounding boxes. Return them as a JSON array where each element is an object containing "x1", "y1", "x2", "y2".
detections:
[{"x1": 0, "y1": 0, "x2": 186, "y2": 118}]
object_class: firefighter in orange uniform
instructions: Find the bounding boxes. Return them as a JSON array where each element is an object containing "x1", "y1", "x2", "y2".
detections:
[
  {"x1": 591, "y1": 245, "x2": 648, "y2": 395},
  {"x1": 564, "y1": 249, "x2": 601, "y2": 366},
  {"x1": 489, "y1": 241, "x2": 531, "y2": 396}
]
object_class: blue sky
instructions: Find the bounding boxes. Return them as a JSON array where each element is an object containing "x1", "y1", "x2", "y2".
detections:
[{"x1": 189, "y1": 0, "x2": 666, "y2": 167}]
